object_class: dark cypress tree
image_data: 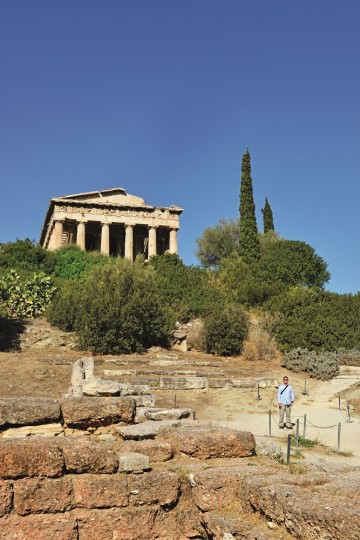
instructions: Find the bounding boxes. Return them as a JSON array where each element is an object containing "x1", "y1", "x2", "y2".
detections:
[
  {"x1": 239, "y1": 150, "x2": 260, "y2": 265},
  {"x1": 261, "y1": 197, "x2": 275, "y2": 233}
]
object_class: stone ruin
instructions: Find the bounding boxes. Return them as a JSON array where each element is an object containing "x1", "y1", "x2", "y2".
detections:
[{"x1": 0, "y1": 357, "x2": 358, "y2": 539}]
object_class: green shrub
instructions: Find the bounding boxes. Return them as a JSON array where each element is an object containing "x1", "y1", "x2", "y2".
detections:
[
  {"x1": 47, "y1": 245, "x2": 109, "y2": 280},
  {"x1": 0, "y1": 270, "x2": 56, "y2": 319},
  {"x1": 281, "y1": 348, "x2": 316, "y2": 372},
  {"x1": 282, "y1": 348, "x2": 339, "y2": 380},
  {"x1": 309, "y1": 351, "x2": 339, "y2": 380},
  {"x1": 204, "y1": 304, "x2": 249, "y2": 356},
  {"x1": 76, "y1": 257, "x2": 169, "y2": 354},
  {"x1": 46, "y1": 279, "x2": 83, "y2": 331},
  {"x1": 150, "y1": 253, "x2": 226, "y2": 323},
  {"x1": 336, "y1": 348, "x2": 360, "y2": 366},
  {"x1": 0, "y1": 239, "x2": 51, "y2": 275}
]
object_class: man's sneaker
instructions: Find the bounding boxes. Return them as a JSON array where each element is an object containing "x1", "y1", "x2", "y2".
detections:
[
  {"x1": 279, "y1": 425, "x2": 285, "y2": 429},
  {"x1": 285, "y1": 426, "x2": 293, "y2": 430}
]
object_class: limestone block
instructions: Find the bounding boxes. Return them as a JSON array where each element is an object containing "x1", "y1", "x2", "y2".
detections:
[
  {"x1": 128, "y1": 470, "x2": 180, "y2": 506},
  {"x1": 82, "y1": 378, "x2": 122, "y2": 396},
  {"x1": 0, "y1": 439, "x2": 64, "y2": 479},
  {"x1": 14, "y1": 477, "x2": 73, "y2": 516},
  {"x1": 0, "y1": 397, "x2": 61, "y2": 427},
  {"x1": 208, "y1": 379, "x2": 232, "y2": 388},
  {"x1": 159, "y1": 426, "x2": 256, "y2": 459},
  {"x1": 159, "y1": 376, "x2": 208, "y2": 390},
  {"x1": 118, "y1": 384, "x2": 152, "y2": 396},
  {"x1": 231, "y1": 379, "x2": 256, "y2": 388},
  {"x1": 144, "y1": 407, "x2": 191, "y2": 421},
  {"x1": 60, "y1": 439, "x2": 118, "y2": 474},
  {"x1": 119, "y1": 439, "x2": 173, "y2": 462},
  {"x1": 2, "y1": 423, "x2": 64, "y2": 439},
  {"x1": 118, "y1": 452, "x2": 150, "y2": 472},
  {"x1": 61, "y1": 396, "x2": 135, "y2": 427},
  {"x1": 116, "y1": 420, "x2": 181, "y2": 440},
  {"x1": 126, "y1": 395, "x2": 155, "y2": 407},
  {"x1": 72, "y1": 474, "x2": 128, "y2": 508},
  {"x1": 0, "y1": 481, "x2": 12, "y2": 517},
  {"x1": 76, "y1": 507, "x2": 157, "y2": 540}
]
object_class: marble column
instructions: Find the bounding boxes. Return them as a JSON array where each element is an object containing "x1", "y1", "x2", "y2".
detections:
[
  {"x1": 76, "y1": 221, "x2": 86, "y2": 250},
  {"x1": 54, "y1": 220, "x2": 64, "y2": 249},
  {"x1": 125, "y1": 224, "x2": 134, "y2": 260},
  {"x1": 148, "y1": 226, "x2": 157, "y2": 258},
  {"x1": 101, "y1": 223, "x2": 110, "y2": 255},
  {"x1": 169, "y1": 228, "x2": 178, "y2": 254}
]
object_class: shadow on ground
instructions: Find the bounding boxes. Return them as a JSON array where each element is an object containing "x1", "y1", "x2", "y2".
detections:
[{"x1": 0, "y1": 318, "x2": 26, "y2": 351}]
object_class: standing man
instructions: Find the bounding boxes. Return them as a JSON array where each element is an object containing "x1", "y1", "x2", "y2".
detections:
[{"x1": 278, "y1": 375, "x2": 295, "y2": 429}]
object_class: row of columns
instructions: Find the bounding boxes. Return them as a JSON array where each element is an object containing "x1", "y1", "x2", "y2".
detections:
[{"x1": 52, "y1": 220, "x2": 178, "y2": 259}]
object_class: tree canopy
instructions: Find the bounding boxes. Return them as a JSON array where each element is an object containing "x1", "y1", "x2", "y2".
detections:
[{"x1": 239, "y1": 150, "x2": 260, "y2": 265}]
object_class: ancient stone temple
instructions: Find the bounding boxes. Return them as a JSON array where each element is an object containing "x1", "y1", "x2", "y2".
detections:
[{"x1": 40, "y1": 188, "x2": 183, "y2": 260}]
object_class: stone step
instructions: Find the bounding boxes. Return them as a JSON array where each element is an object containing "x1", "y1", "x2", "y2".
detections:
[
  {"x1": 135, "y1": 407, "x2": 192, "y2": 423},
  {"x1": 116, "y1": 420, "x2": 184, "y2": 440}
]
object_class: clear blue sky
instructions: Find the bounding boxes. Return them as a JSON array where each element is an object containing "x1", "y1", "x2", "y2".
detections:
[{"x1": 1, "y1": 1, "x2": 359, "y2": 294}]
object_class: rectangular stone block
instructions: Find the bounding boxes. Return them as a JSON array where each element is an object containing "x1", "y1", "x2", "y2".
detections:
[
  {"x1": 2, "y1": 423, "x2": 64, "y2": 439},
  {"x1": 72, "y1": 474, "x2": 128, "y2": 508},
  {"x1": 60, "y1": 439, "x2": 118, "y2": 474},
  {"x1": 118, "y1": 452, "x2": 149, "y2": 472},
  {"x1": 14, "y1": 477, "x2": 73, "y2": 516},
  {"x1": 61, "y1": 396, "x2": 135, "y2": 427},
  {"x1": 0, "y1": 440, "x2": 64, "y2": 479},
  {"x1": 159, "y1": 377, "x2": 208, "y2": 390},
  {"x1": 0, "y1": 397, "x2": 61, "y2": 427},
  {"x1": 0, "y1": 513, "x2": 77, "y2": 539},
  {"x1": 126, "y1": 395, "x2": 155, "y2": 407},
  {"x1": 77, "y1": 507, "x2": 157, "y2": 540},
  {"x1": 119, "y1": 440, "x2": 173, "y2": 462},
  {"x1": 159, "y1": 425, "x2": 256, "y2": 459},
  {"x1": 0, "y1": 481, "x2": 12, "y2": 517},
  {"x1": 128, "y1": 471, "x2": 180, "y2": 507}
]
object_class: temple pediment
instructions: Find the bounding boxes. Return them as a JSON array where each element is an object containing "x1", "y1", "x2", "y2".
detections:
[{"x1": 57, "y1": 188, "x2": 146, "y2": 207}]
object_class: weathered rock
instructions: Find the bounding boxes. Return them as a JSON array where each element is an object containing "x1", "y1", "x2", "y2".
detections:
[
  {"x1": 203, "y1": 512, "x2": 272, "y2": 540},
  {"x1": 0, "y1": 397, "x2": 61, "y2": 427},
  {"x1": 14, "y1": 477, "x2": 73, "y2": 515},
  {"x1": 0, "y1": 513, "x2": 77, "y2": 539},
  {"x1": 231, "y1": 379, "x2": 256, "y2": 388},
  {"x1": 72, "y1": 474, "x2": 128, "y2": 508},
  {"x1": 76, "y1": 507, "x2": 158, "y2": 540},
  {"x1": 208, "y1": 379, "x2": 231, "y2": 388},
  {"x1": 116, "y1": 420, "x2": 181, "y2": 440},
  {"x1": 128, "y1": 470, "x2": 180, "y2": 507},
  {"x1": 119, "y1": 384, "x2": 152, "y2": 396},
  {"x1": 60, "y1": 439, "x2": 118, "y2": 474},
  {"x1": 82, "y1": 378, "x2": 122, "y2": 396},
  {"x1": 160, "y1": 426, "x2": 256, "y2": 459},
  {"x1": 118, "y1": 452, "x2": 150, "y2": 472},
  {"x1": 160, "y1": 377, "x2": 208, "y2": 390},
  {"x1": 126, "y1": 394, "x2": 156, "y2": 407},
  {"x1": 0, "y1": 439, "x2": 64, "y2": 478},
  {"x1": 144, "y1": 408, "x2": 191, "y2": 421},
  {"x1": 120, "y1": 439, "x2": 173, "y2": 462},
  {"x1": 2, "y1": 423, "x2": 64, "y2": 439},
  {"x1": 61, "y1": 396, "x2": 135, "y2": 427},
  {"x1": 0, "y1": 481, "x2": 12, "y2": 517}
]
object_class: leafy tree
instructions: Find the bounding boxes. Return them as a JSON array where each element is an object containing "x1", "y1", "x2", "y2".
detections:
[
  {"x1": 204, "y1": 304, "x2": 249, "y2": 356},
  {"x1": 253, "y1": 239, "x2": 330, "y2": 288},
  {"x1": 266, "y1": 288, "x2": 360, "y2": 352},
  {"x1": 150, "y1": 253, "x2": 225, "y2": 322},
  {"x1": 0, "y1": 239, "x2": 50, "y2": 276},
  {"x1": 239, "y1": 150, "x2": 260, "y2": 265},
  {"x1": 46, "y1": 245, "x2": 109, "y2": 280},
  {"x1": 76, "y1": 257, "x2": 169, "y2": 354},
  {"x1": 261, "y1": 197, "x2": 274, "y2": 233},
  {"x1": 195, "y1": 218, "x2": 240, "y2": 268}
]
